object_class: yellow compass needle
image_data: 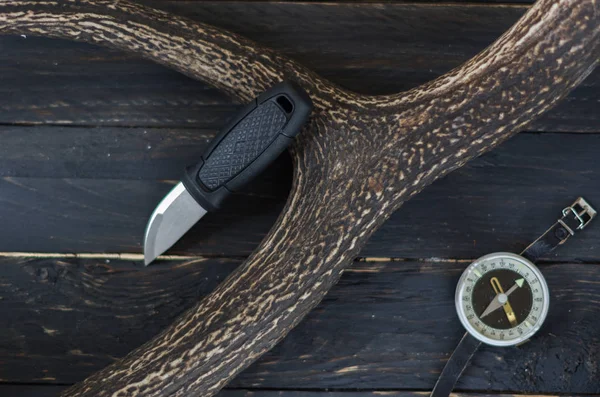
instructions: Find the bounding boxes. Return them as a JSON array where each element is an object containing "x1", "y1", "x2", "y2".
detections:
[{"x1": 490, "y1": 277, "x2": 518, "y2": 327}]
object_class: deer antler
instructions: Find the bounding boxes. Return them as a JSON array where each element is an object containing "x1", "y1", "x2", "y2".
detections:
[{"x1": 0, "y1": 0, "x2": 598, "y2": 395}]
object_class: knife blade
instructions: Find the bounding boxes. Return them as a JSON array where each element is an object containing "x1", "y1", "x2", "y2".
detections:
[{"x1": 143, "y1": 81, "x2": 313, "y2": 265}]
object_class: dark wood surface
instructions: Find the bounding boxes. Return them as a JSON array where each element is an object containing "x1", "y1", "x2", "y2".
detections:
[
  {"x1": 0, "y1": 2, "x2": 597, "y2": 131},
  {"x1": 2, "y1": 133, "x2": 600, "y2": 260},
  {"x1": 0, "y1": 387, "x2": 572, "y2": 397},
  {"x1": 2, "y1": 257, "x2": 600, "y2": 393},
  {"x1": 1, "y1": 0, "x2": 599, "y2": 396}
]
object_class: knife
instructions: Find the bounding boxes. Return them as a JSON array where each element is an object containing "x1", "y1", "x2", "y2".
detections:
[{"x1": 143, "y1": 81, "x2": 313, "y2": 265}]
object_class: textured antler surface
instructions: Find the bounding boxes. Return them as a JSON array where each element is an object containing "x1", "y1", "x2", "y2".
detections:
[{"x1": 0, "y1": 0, "x2": 598, "y2": 396}]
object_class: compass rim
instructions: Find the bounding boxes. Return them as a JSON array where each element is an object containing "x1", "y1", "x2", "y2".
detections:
[{"x1": 455, "y1": 252, "x2": 550, "y2": 347}]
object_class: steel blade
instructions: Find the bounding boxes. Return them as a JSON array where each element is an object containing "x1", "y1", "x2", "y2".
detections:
[{"x1": 143, "y1": 182, "x2": 207, "y2": 265}]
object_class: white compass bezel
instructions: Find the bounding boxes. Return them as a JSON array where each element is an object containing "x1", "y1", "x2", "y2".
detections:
[{"x1": 455, "y1": 252, "x2": 550, "y2": 347}]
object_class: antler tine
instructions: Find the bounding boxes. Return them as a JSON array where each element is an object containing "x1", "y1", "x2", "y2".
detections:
[
  {"x1": 374, "y1": 0, "x2": 600, "y2": 109},
  {"x1": 367, "y1": 0, "x2": 600, "y2": 201},
  {"x1": 0, "y1": 0, "x2": 335, "y2": 103},
  {"x1": 0, "y1": 0, "x2": 597, "y2": 396}
]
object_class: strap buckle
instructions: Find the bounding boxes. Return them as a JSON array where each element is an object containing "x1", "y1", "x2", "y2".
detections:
[{"x1": 562, "y1": 197, "x2": 596, "y2": 231}]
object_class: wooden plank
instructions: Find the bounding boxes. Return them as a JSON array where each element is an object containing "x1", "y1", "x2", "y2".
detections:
[
  {"x1": 1, "y1": 133, "x2": 599, "y2": 260},
  {"x1": 1, "y1": 255, "x2": 599, "y2": 394},
  {"x1": 0, "y1": 126, "x2": 217, "y2": 180},
  {"x1": 0, "y1": 177, "x2": 288, "y2": 256},
  {"x1": 0, "y1": 256, "x2": 241, "y2": 384},
  {"x1": 0, "y1": 387, "x2": 573, "y2": 397},
  {"x1": 0, "y1": 385, "x2": 63, "y2": 397},
  {"x1": 0, "y1": 2, "x2": 596, "y2": 132}
]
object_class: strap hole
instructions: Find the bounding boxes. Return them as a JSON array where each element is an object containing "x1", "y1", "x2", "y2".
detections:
[{"x1": 276, "y1": 95, "x2": 294, "y2": 114}]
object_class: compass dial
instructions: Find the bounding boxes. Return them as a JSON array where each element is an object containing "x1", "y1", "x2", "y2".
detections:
[{"x1": 455, "y1": 252, "x2": 550, "y2": 346}]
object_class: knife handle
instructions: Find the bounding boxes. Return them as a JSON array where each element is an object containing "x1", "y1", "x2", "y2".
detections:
[{"x1": 182, "y1": 81, "x2": 313, "y2": 211}]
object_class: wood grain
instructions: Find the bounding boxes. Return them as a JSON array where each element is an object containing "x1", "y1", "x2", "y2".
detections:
[
  {"x1": 1, "y1": 133, "x2": 599, "y2": 260},
  {"x1": 1, "y1": 255, "x2": 599, "y2": 394},
  {"x1": 0, "y1": 387, "x2": 575, "y2": 397},
  {"x1": 0, "y1": 2, "x2": 597, "y2": 131},
  {"x1": 0, "y1": 126, "x2": 217, "y2": 179},
  {"x1": 0, "y1": 256, "x2": 240, "y2": 384}
]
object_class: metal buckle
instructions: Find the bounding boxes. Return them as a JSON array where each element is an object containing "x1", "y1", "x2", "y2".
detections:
[{"x1": 562, "y1": 197, "x2": 597, "y2": 230}]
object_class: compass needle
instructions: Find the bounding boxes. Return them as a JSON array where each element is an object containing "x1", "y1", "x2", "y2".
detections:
[
  {"x1": 489, "y1": 277, "x2": 519, "y2": 327},
  {"x1": 480, "y1": 278, "x2": 523, "y2": 319}
]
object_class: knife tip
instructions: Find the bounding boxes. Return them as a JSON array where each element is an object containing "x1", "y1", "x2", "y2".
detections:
[
  {"x1": 143, "y1": 234, "x2": 158, "y2": 266},
  {"x1": 141, "y1": 182, "x2": 208, "y2": 268},
  {"x1": 143, "y1": 246, "x2": 158, "y2": 266}
]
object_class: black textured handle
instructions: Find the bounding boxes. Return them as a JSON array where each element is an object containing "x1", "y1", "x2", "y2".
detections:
[{"x1": 182, "y1": 81, "x2": 313, "y2": 211}]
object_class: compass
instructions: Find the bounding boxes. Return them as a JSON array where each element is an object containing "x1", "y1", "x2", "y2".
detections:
[
  {"x1": 455, "y1": 252, "x2": 549, "y2": 346},
  {"x1": 431, "y1": 197, "x2": 596, "y2": 397}
]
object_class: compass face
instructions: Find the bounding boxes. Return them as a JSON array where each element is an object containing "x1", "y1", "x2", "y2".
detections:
[{"x1": 455, "y1": 252, "x2": 550, "y2": 346}]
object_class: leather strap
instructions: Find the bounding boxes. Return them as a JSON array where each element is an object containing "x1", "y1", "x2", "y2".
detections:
[
  {"x1": 430, "y1": 197, "x2": 596, "y2": 397},
  {"x1": 430, "y1": 332, "x2": 481, "y2": 397},
  {"x1": 521, "y1": 198, "x2": 595, "y2": 262}
]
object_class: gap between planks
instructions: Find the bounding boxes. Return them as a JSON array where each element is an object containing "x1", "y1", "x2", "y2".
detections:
[
  {"x1": 0, "y1": 384, "x2": 585, "y2": 396},
  {"x1": 0, "y1": 252, "x2": 475, "y2": 263},
  {"x1": 2, "y1": 253, "x2": 599, "y2": 266},
  {"x1": 172, "y1": 1, "x2": 532, "y2": 10},
  {"x1": 0, "y1": 252, "x2": 186, "y2": 261}
]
